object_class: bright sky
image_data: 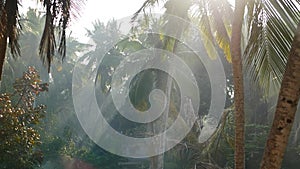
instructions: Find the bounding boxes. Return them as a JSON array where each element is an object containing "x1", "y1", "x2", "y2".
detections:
[
  {"x1": 21, "y1": 0, "x2": 164, "y2": 42},
  {"x1": 70, "y1": 0, "x2": 164, "y2": 42},
  {"x1": 21, "y1": 0, "x2": 234, "y2": 42}
]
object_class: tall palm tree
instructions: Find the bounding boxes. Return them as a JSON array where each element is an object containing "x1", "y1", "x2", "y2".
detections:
[
  {"x1": 204, "y1": 1, "x2": 300, "y2": 168},
  {"x1": 203, "y1": 1, "x2": 300, "y2": 168},
  {"x1": 244, "y1": 0, "x2": 300, "y2": 96},
  {"x1": 0, "y1": 0, "x2": 84, "y2": 80},
  {"x1": 134, "y1": 1, "x2": 247, "y2": 168},
  {"x1": 230, "y1": 0, "x2": 246, "y2": 168},
  {"x1": 260, "y1": 22, "x2": 300, "y2": 169},
  {"x1": 248, "y1": 4, "x2": 300, "y2": 169},
  {"x1": 188, "y1": 1, "x2": 248, "y2": 168},
  {"x1": 241, "y1": 1, "x2": 300, "y2": 168},
  {"x1": 134, "y1": 1, "x2": 193, "y2": 168}
]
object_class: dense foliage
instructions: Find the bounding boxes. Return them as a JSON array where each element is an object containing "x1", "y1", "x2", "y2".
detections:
[
  {"x1": 1, "y1": 2, "x2": 300, "y2": 169},
  {"x1": 0, "y1": 67, "x2": 48, "y2": 169}
]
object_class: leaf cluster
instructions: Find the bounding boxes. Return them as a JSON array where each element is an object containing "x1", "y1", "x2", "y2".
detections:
[{"x1": 0, "y1": 66, "x2": 48, "y2": 169}]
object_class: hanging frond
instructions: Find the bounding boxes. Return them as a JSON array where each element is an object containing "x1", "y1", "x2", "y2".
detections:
[
  {"x1": 39, "y1": 0, "x2": 55, "y2": 73},
  {"x1": 196, "y1": 14, "x2": 219, "y2": 60},
  {"x1": 132, "y1": 0, "x2": 165, "y2": 21},
  {"x1": 201, "y1": 36, "x2": 219, "y2": 60},
  {"x1": 5, "y1": 0, "x2": 21, "y2": 58},
  {"x1": 244, "y1": 0, "x2": 300, "y2": 96},
  {"x1": 201, "y1": 106, "x2": 235, "y2": 154},
  {"x1": 0, "y1": 0, "x2": 85, "y2": 79},
  {"x1": 39, "y1": 0, "x2": 85, "y2": 72},
  {"x1": 209, "y1": 1, "x2": 233, "y2": 62},
  {"x1": 191, "y1": 0, "x2": 233, "y2": 62},
  {"x1": 134, "y1": 0, "x2": 233, "y2": 62},
  {"x1": 0, "y1": 0, "x2": 21, "y2": 80}
]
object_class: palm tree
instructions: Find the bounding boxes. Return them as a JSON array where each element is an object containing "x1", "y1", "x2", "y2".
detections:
[
  {"x1": 134, "y1": 1, "x2": 247, "y2": 168},
  {"x1": 259, "y1": 16, "x2": 300, "y2": 169},
  {"x1": 241, "y1": 1, "x2": 300, "y2": 168},
  {"x1": 133, "y1": 1, "x2": 300, "y2": 169},
  {"x1": 230, "y1": 1, "x2": 246, "y2": 168},
  {"x1": 243, "y1": 0, "x2": 300, "y2": 96},
  {"x1": 203, "y1": 1, "x2": 300, "y2": 168},
  {"x1": 0, "y1": 0, "x2": 84, "y2": 80}
]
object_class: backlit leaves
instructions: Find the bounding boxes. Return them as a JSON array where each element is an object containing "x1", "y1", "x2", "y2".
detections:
[
  {"x1": 244, "y1": 0, "x2": 300, "y2": 96},
  {"x1": 0, "y1": 66, "x2": 48, "y2": 169}
]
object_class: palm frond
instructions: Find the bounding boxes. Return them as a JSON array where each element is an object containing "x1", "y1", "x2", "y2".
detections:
[
  {"x1": 200, "y1": 31, "x2": 219, "y2": 59},
  {"x1": 196, "y1": 14, "x2": 219, "y2": 60},
  {"x1": 209, "y1": 1, "x2": 233, "y2": 62},
  {"x1": 39, "y1": 0, "x2": 55, "y2": 73},
  {"x1": 69, "y1": 0, "x2": 85, "y2": 19},
  {"x1": 244, "y1": 0, "x2": 300, "y2": 96},
  {"x1": 192, "y1": 0, "x2": 233, "y2": 61},
  {"x1": 5, "y1": 0, "x2": 21, "y2": 58},
  {"x1": 132, "y1": 0, "x2": 164, "y2": 21},
  {"x1": 58, "y1": 0, "x2": 71, "y2": 59},
  {"x1": 0, "y1": 0, "x2": 21, "y2": 80},
  {"x1": 39, "y1": 0, "x2": 85, "y2": 72}
]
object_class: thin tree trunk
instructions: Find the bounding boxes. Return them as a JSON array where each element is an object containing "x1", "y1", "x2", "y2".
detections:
[
  {"x1": 260, "y1": 23, "x2": 300, "y2": 169},
  {"x1": 230, "y1": 0, "x2": 246, "y2": 169}
]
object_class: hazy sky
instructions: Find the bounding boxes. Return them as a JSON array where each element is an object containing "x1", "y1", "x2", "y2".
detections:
[
  {"x1": 21, "y1": 0, "x2": 164, "y2": 42},
  {"x1": 70, "y1": 0, "x2": 163, "y2": 42},
  {"x1": 21, "y1": 0, "x2": 234, "y2": 42}
]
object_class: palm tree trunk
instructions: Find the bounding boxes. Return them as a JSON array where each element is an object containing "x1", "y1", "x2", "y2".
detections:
[
  {"x1": 230, "y1": 0, "x2": 246, "y2": 169},
  {"x1": 0, "y1": 8, "x2": 7, "y2": 81},
  {"x1": 260, "y1": 23, "x2": 300, "y2": 169}
]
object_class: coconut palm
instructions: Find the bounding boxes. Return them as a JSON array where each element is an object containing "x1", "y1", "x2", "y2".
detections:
[
  {"x1": 200, "y1": 1, "x2": 300, "y2": 168},
  {"x1": 259, "y1": 22, "x2": 300, "y2": 169},
  {"x1": 0, "y1": 0, "x2": 84, "y2": 80},
  {"x1": 136, "y1": 0, "x2": 300, "y2": 169},
  {"x1": 230, "y1": 1, "x2": 246, "y2": 168},
  {"x1": 192, "y1": 1, "x2": 246, "y2": 168},
  {"x1": 134, "y1": 1, "x2": 246, "y2": 168},
  {"x1": 243, "y1": 0, "x2": 300, "y2": 96},
  {"x1": 241, "y1": 1, "x2": 300, "y2": 168}
]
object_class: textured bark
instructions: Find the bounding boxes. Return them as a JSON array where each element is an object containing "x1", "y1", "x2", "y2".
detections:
[
  {"x1": 230, "y1": 0, "x2": 246, "y2": 169},
  {"x1": 260, "y1": 23, "x2": 300, "y2": 169}
]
